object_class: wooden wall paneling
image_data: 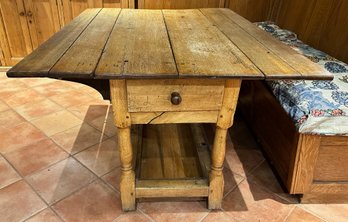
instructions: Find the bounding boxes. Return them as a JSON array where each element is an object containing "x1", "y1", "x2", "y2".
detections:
[
  {"x1": 227, "y1": 0, "x2": 276, "y2": 22},
  {"x1": 103, "y1": 0, "x2": 131, "y2": 8},
  {"x1": 138, "y1": 0, "x2": 225, "y2": 9},
  {"x1": 61, "y1": 0, "x2": 131, "y2": 24},
  {"x1": 0, "y1": 0, "x2": 33, "y2": 66},
  {"x1": 271, "y1": 0, "x2": 319, "y2": 41},
  {"x1": 0, "y1": 47, "x2": 4, "y2": 66},
  {"x1": 23, "y1": 0, "x2": 62, "y2": 49},
  {"x1": 318, "y1": 0, "x2": 348, "y2": 63},
  {"x1": 269, "y1": 0, "x2": 348, "y2": 64}
]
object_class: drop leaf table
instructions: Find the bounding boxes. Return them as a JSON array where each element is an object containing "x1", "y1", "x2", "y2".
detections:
[{"x1": 7, "y1": 8, "x2": 331, "y2": 211}]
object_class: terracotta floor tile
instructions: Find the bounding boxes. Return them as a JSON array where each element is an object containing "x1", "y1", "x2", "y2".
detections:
[
  {"x1": 14, "y1": 99, "x2": 63, "y2": 121},
  {"x1": 0, "y1": 156, "x2": 21, "y2": 189},
  {"x1": 138, "y1": 201, "x2": 209, "y2": 222},
  {"x1": 202, "y1": 211, "x2": 239, "y2": 222},
  {"x1": 223, "y1": 166, "x2": 245, "y2": 197},
  {"x1": 53, "y1": 180, "x2": 122, "y2": 222},
  {"x1": 0, "y1": 78, "x2": 28, "y2": 98},
  {"x1": 0, "y1": 100, "x2": 10, "y2": 112},
  {"x1": 0, "y1": 180, "x2": 46, "y2": 222},
  {"x1": 302, "y1": 204, "x2": 348, "y2": 222},
  {"x1": 285, "y1": 207, "x2": 324, "y2": 222},
  {"x1": 51, "y1": 123, "x2": 106, "y2": 154},
  {"x1": 49, "y1": 90, "x2": 96, "y2": 108},
  {"x1": 33, "y1": 81, "x2": 75, "y2": 97},
  {"x1": 26, "y1": 208, "x2": 62, "y2": 222},
  {"x1": 31, "y1": 110, "x2": 83, "y2": 136},
  {"x1": 67, "y1": 104, "x2": 109, "y2": 122},
  {"x1": 224, "y1": 135, "x2": 264, "y2": 176},
  {"x1": 0, "y1": 122, "x2": 47, "y2": 154},
  {"x1": 247, "y1": 161, "x2": 298, "y2": 203},
  {"x1": 102, "y1": 167, "x2": 121, "y2": 192},
  {"x1": 5, "y1": 139, "x2": 68, "y2": 176},
  {"x1": 2, "y1": 88, "x2": 45, "y2": 108},
  {"x1": 113, "y1": 211, "x2": 151, "y2": 222},
  {"x1": 74, "y1": 138, "x2": 120, "y2": 176},
  {"x1": 89, "y1": 112, "x2": 117, "y2": 137},
  {"x1": 222, "y1": 180, "x2": 294, "y2": 222},
  {"x1": 0, "y1": 109, "x2": 26, "y2": 129},
  {"x1": 20, "y1": 77, "x2": 57, "y2": 87},
  {"x1": 27, "y1": 157, "x2": 96, "y2": 204}
]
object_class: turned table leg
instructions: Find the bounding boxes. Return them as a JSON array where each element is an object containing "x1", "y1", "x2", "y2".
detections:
[
  {"x1": 208, "y1": 80, "x2": 241, "y2": 209},
  {"x1": 110, "y1": 80, "x2": 136, "y2": 211}
]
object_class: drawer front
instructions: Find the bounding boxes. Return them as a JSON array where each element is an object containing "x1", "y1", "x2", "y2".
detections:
[{"x1": 127, "y1": 79, "x2": 225, "y2": 112}]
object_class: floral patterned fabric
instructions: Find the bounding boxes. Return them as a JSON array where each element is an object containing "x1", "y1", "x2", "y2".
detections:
[{"x1": 255, "y1": 22, "x2": 348, "y2": 135}]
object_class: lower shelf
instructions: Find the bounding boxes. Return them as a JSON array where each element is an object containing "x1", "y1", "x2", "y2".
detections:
[{"x1": 133, "y1": 124, "x2": 211, "y2": 199}]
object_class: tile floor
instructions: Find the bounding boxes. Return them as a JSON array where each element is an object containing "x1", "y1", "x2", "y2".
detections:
[{"x1": 0, "y1": 72, "x2": 347, "y2": 222}]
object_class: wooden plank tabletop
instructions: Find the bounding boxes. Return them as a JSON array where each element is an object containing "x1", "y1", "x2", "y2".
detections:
[{"x1": 7, "y1": 8, "x2": 332, "y2": 80}]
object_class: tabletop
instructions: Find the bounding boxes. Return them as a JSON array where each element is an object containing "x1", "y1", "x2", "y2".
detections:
[{"x1": 7, "y1": 8, "x2": 332, "y2": 80}]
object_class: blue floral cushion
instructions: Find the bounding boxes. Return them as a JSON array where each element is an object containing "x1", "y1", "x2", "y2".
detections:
[{"x1": 255, "y1": 22, "x2": 348, "y2": 135}]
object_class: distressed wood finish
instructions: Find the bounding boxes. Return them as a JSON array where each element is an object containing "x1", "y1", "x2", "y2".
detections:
[
  {"x1": 95, "y1": 9, "x2": 177, "y2": 78},
  {"x1": 201, "y1": 8, "x2": 299, "y2": 78},
  {"x1": 126, "y1": 79, "x2": 225, "y2": 112},
  {"x1": 130, "y1": 111, "x2": 218, "y2": 124},
  {"x1": 51, "y1": 8, "x2": 121, "y2": 77},
  {"x1": 110, "y1": 79, "x2": 135, "y2": 211},
  {"x1": 136, "y1": 180, "x2": 209, "y2": 198},
  {"x1": 8, "y1": 8, "x2": 101, "y2": 76},
  {"x1": 215, "y1": 8, "x2": 332, "y2": 79},
  {"x1": 209, "y1": 79, "x2": 240, "y2": 209},
  {"x1": 138, "y1": 124, "x2": 203, "y2": 180},
  {"x1": 7, "y1": 8, "x2": 336, "y2": 210},
  {"x1": 8, "y1": 8, "x2": 331, "y2": 80},
  {"x1": 163, "y1": 9, "x2": 261, "y2": 78}
]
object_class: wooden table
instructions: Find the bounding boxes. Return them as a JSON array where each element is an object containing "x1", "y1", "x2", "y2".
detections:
[{"x1": 8, "y1": 8, "x2": 331, "y2": 211}]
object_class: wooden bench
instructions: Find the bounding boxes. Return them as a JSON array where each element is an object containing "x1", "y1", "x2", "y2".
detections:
[{"x1": 238, "y1": 22, "x2": 348, "y2": 203}]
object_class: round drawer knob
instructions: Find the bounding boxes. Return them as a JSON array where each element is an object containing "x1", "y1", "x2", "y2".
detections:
[{"x1": 171, "y1": 92, "x2": 182, "y2": 105}]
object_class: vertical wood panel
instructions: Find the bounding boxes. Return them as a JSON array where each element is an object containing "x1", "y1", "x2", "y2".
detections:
[
  {"x1": 269, "y1": 0, "x2": 348, "y2": 64},
  {"x1": 24, "y1": 0, "x2": 62, "y2": 49},
  {"x1": 138, "y1": 0, "x2": 224, "y2": 9},
  {"x1": 227, "y1": 0, "x2": 275, "y2": 22},
  {"x1": 0, "y1": 0, "x2": 33, "y2": 65}
]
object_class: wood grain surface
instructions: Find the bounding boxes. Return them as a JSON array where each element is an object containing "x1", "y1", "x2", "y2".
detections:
[
  {"x1": 8, "y1": 8, "x2": 332, "y2": 80},
  {"x1": 8, "y1": 8, "x2": 101, "y2": 76},
  {"x1": 95, "y1": 9, "x2": 177, "y2": 78}
]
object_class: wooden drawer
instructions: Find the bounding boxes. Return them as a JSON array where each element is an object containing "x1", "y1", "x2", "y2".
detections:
[{"x1": 126, "y1": 79, "x2": 225, "y2": 112}]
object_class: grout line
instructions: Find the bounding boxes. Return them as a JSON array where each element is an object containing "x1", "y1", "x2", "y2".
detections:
[
  {"x1": 298, "y1": 205, "x2": 330, "y2": 222},
  {"x1": 136, "y1": 208, "x2": 158, "y2": 222},
  {"x1": 49, "y1": 176, "x2": 99, "y2": 207},
  {"x1": 0, "y1": 153, "x2": 22, "y2": 189},
  {"x1": 222, "y1": 177, "x2": 246, "y2": 199},
  {"x1": 1, "y1": 154, "x2": 51, "y2": 213},
  {"x1": 197, "y1": 211, "x2": 211, "y2": 222},
  {"x1": 282, "y1": 205, "x2": 296, "y2": 222},
  {"x1": 244, "y1": 159, "x2": 265, "y2": 176}
]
